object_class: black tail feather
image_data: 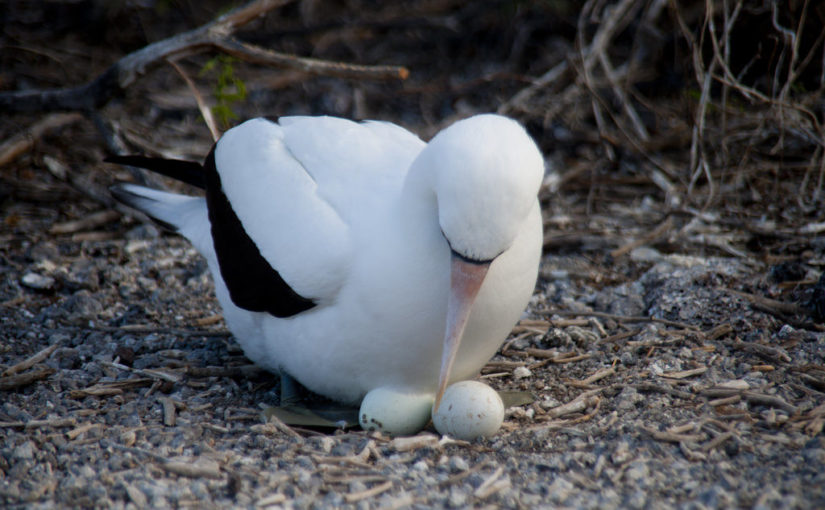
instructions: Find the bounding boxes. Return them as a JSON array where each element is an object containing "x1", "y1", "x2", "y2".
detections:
[{"x1": 105, "y1": 155, "x2": 206, "y2": 189}]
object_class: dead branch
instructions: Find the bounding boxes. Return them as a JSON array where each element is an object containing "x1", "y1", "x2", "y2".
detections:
[
  {"x1": 167, "y1": 59, "x2": 221, "y2": 142},
  {"x1": 0, "y1": 113, "x2": 83, "y2": 167},
  {"x1": 0, "y1": 367, "x2": 56, "y2": 391},
  {"x1": 0, "y1": 0, "x2": 407, "y2": 115},
  {"x1": 2, "y1": 344, "x2": 59, "y2": 377}
]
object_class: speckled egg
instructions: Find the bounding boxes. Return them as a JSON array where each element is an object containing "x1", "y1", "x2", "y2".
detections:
[{"x1": 432, "y1": 380, "x2": 504, "y2": 440}]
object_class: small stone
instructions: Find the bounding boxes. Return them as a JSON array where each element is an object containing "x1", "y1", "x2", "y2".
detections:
[
  {"x1": 317, "y1": 436, "x2": 336, "y2": 453},
  {"x1": 616, "y1": 387, "x2": 644, "y2": 411},
  {"x1": 540, "y1": 396, "x2": 561, "y2": 410},
  {"x1": 125, "y1": 239, "x2": 151, "y2": 254},
  {"x1": 78, "y1": 464, "x2": 96, "y2": 478},
  {"x1": 120, "y1": 429, "x2": 137, "y2": 447},
  {"x1": 630, "y1": 246, "x2": 663, "y2": 262},
  {"x1": 12, "y1": 441, "x2": 35, "y2": 461},
  {"x1": 124, "y1": 483, "x2": 147, "y2": 508},
  {"x1": 547, "y1": 476, "x2": 574, "y2": 503},
  {"x1": 624, "y1": 489, "x2": 647, "y2": 509},
  {"x1": 62, "y1": 291, "x2": 103, "y2": 321},
  {"x1": 611, "y1": 439, "x2": 633, "y2": 464},
  {"x1": 624, "y1": 460, "x2": 649, "y2": 483},
  {"x1": 448, "y1": 456, "x2": 469, "y2": 472},
  {"x1": 448, "y1": 487, "x2": 468, "y2": 507},
  {"x1": 717, "y1": 379, "x2": 749, "y2": 391},
  {"x1": 542, "y1": 328, "x2": 572, "y2": 347},
  {"x1": 21, "y1": 272, "x2": 55, "y2": 290},
  {"x1": 348, "y1": 481, "x2": 367, "y2": 493},
  {"x1": 506, "y1": 406, "x2": 535, "y2": 420},
  {"x1": 620, "y1": 351, "x2": 637, "y2": 366},
  {"x1": 513, "y1": 366, "x2": 532, "y2": 379},
  {"x1": 566, "y1": 326, "x2": 599, "y2": 345},
  {"x1": 114, "y1": 346, "x2": 136, "y2": 367},
  {"x1": 412, "y1": 460, "x2": 429, "y2": 472}
]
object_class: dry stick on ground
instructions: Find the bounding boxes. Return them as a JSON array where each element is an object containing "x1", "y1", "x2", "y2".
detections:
[
  {"x1": 543, "y1": 309, "x2": 698, "y2": 331},
  {"x1": 0, "y1": 367, "x2": 56, "y2": 391},
  {"x1": 0, "y1": 0, "x2": 407, "y2": 115},
  {"x1": 0, "y1": 113, "x2": 83, "y2": 167},
  {"x1": 727, "y1": 289, "x2": 809, "y2": 318},
  {"x1": 0, "y1": 417, "x2": 77, "y2": 429},
  {"x1": 2, "y1": 344, "x2": 59, "y2": 377}
]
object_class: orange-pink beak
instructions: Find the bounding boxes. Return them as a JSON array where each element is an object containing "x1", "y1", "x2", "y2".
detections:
[{"x1": 433, "y1": 253, "x2": 491, "y2": 412}]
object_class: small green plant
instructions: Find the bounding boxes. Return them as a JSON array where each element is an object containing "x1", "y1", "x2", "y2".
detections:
[{"x1": 199, "y1": 55, "x2": 247, "y2": 128}]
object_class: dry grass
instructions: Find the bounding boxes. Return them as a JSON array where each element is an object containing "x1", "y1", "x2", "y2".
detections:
[{"x1": 499, "y1": 0, "x2": 824, "y2": 218}]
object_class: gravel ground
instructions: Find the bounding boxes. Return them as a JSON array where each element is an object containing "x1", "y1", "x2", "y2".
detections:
[
  {"x1": 2, "y1": 207, "x2": 824, "y2": 509},
  {"x1": 2, "y1": 2, "x2": 825, "y2": 508}
]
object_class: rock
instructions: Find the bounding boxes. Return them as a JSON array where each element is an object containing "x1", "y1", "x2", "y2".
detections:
[
  {"x1": 513, "y1": 366, "x2": 532, "y2": 379},
  {"x1": 615, "y1": 387, "x2": 644, "y2": 412},
  {"x1": 21, "y1": 272, "x2": 56, "y2": 290},
  {"x1": 61, "y1": 290, "x2": 103, "y2": 322},
  {"x1": 612, "y1": 439, "x2": 633, "y2": 464},
  {"x1": 448, "y1": 456, "x2": 470, "y2": 472},
  {"x1": 630, "y1": 246, "x2": 663, "y2": 262},
  {"x1": 566, "y1": 325, "x2": 599, "y2": 346},
  {"x1": 448, "y1": 486, "x2": 468, "y2": 507},
  {"x1": 12, "y1": 441, "x2": 35, "y2": 461},
  {"x1": 547, "y1": 476, "x2": 574, "y2": 504}
]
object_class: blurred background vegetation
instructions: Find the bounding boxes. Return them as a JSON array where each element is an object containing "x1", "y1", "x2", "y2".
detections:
[{"x1": 1, "y1": 0, "x2": 824, "y2": 240}]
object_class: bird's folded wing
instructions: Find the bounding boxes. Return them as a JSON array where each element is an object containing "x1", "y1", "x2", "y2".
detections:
[
  {"x1": 278, "y1": 116, "x2": 425, "y2": 215},
  {"x1": 213, "y1": 118, "x2": 354, "y2": 304}
]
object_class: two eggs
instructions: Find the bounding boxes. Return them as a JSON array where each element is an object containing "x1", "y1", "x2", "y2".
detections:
[{"x1": 359, "y1": 380, "x2": 505, "y2": 440}]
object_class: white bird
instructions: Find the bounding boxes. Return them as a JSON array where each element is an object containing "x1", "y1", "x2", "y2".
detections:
[{"x1": 109, "y1": 114, "x2": 544, "y2": 410}]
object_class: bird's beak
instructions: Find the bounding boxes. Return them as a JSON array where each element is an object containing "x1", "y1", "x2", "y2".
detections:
[{"x1": 433, "y1": 253, "x2": 491, "y2": 412}]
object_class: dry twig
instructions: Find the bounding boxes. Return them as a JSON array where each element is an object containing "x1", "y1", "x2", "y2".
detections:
[
  {"x1": 2, "y1": 344, "x2": 59, "y2": 377},
  {"x1": 0, "y1": 113, "x2": 83, "y2": 167},
  {"x1": 0, "y1": 367, "x2": 56, "y2": 391},
  {"x1": 0, "y1": 0, "x2": 407, "y2": 115}
]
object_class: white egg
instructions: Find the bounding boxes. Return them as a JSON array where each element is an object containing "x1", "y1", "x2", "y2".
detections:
[
  {"x1": 432, "y1": 380, "x2": 504, "y2": 440},
  {"x1": 359, "y1": 386, "x2": 434, "y2": 436}
]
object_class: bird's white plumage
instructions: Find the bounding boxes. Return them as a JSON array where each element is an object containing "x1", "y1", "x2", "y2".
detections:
[{"x1": 121, "y1": 114, "x2": 543, "y2": 404}]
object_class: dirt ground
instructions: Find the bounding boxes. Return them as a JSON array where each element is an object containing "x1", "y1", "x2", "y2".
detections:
[{"x1": 2, "y1": 1, "x2": 825, "y2": 509}]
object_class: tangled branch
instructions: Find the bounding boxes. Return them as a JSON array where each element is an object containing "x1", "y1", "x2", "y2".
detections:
[{"x1": 0, "y1": 0, "x2": 408, "y2": 115}]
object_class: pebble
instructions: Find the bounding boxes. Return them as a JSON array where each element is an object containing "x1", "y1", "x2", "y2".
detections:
[
  {"x1": 21, "y1": 272, "x2": 55, "y2": 290},
  {"x1": 448, "y1": 456, "x2": 469, "y2": 472},
  {"x1": 412, "y1": 460, "x2": 429, "y2": 472},
  {"x1": 615, "y1": 387, "x2": 644, "y2": 411},
  {"x1": 513, "y1": 366, "x2": 532, "y2": 379},
  {"x1": 12, "y1": 442, "x2": 34, "y2": 461},
  {"x1": 566, "y1": 325, "x2": 599, "y2": 345},
  {"x1": 547, "y1": 476, "x2": 575, "y2": 503},
  {"x1": 624, "y1": 460, "x2": 649, "y2": 484},
  {"x1": 629, "y1": 246, "x2": 663, "y2": 262},
  {"x1": 611, "y1": 439, "x2": 633, "y2": 464},
  {"x1": 448, "y1": 486, "x2": 469, "y2": 507},
  {"x1": 3, "y1": 214, "x2": 822, "y2": 509}
]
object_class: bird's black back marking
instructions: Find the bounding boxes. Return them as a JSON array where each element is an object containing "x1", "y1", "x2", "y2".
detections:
[
  {"x1": 105, "y1": 155, "x2": 206, "y2": 189},
  {"x1": 203, "y1": 147, "x2": 317, "y2": 318}
]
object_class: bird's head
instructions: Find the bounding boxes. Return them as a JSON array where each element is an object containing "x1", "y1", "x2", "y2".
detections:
[{"x1": 416, "y1": 114, "x2": 544, "y2": 411}]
